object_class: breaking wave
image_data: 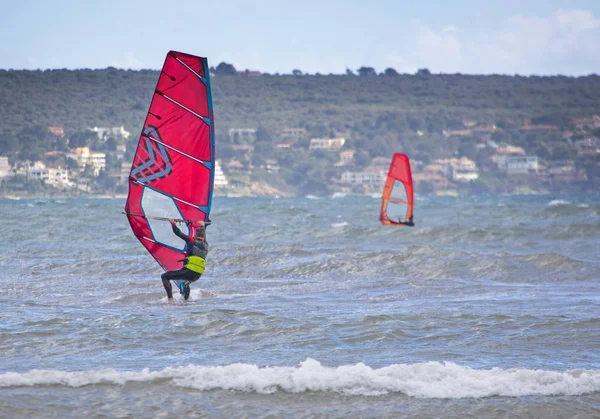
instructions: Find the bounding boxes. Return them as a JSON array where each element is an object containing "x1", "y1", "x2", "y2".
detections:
[{"x1": 2, "y1": 359, "x2": 598, "y2": 399}]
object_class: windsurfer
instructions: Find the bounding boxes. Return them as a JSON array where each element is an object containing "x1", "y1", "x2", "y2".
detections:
[{"x1": 161, "y1": 219, "x2": 209, "y2": 301}]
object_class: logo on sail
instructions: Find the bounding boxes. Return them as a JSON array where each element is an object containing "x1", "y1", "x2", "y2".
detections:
[{"x1": 130, "y1": 126, "x2": 173, "y2": 183}]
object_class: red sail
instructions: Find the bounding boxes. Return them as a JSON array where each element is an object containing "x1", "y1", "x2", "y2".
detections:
[
  {"x1": 380, "y1": 153, "x2": 414, "y2": 227},
  {"x1": 124, "y1": 51, "x2": 215, "y2": 271}
]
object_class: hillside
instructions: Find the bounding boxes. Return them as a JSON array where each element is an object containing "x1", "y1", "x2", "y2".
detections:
[{"x1": 1, "y1": 68, "x2": 599, "y2": 195}]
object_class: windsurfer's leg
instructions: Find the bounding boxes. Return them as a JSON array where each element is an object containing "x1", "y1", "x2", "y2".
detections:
[
  {"x1": 182, "y1": 272, "x2": 201, "y2": 300},
  {"x1": 161, "y1": 275, "x2": 173, "y2": 299},
  {"x1": 161, "y1": 268, "x2": 188, "y2": 299}
]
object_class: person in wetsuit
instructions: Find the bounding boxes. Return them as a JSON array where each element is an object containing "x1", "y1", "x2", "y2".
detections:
[{"x1": 161, "y1": 219, "x2": 209, "y2": 301}]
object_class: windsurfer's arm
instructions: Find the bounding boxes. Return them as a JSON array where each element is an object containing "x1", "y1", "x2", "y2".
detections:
[{"x1": 169, "y1": 219, "x2": 191, "y2": 242}]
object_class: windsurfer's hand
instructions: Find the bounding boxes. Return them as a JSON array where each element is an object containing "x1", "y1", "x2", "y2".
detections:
[{"x1": 168, "y1": 218, "x2": 176, "y2": 225}]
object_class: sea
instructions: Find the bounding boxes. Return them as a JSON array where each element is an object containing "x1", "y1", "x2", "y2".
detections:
[{"x1": 0, "y1": 194, "x2": 599, "y2": 418}]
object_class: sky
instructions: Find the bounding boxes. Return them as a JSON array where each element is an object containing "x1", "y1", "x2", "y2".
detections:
[{"x1": 1, "y1": 0, "x2": 600, "y2": 75}]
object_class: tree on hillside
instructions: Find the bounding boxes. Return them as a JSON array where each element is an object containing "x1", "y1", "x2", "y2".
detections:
[
  {"x1": 0, "y1": 130, "x2": 18, "y2": 154},
  {"x1": 383, "y1": 68, "x2": 399, "y2": 76},
  {"x1": 215, "y1": 62, "x2": 237, "y2": 75},
  {"x1": 69, "y1": 130, "x2": 97, "y2": 148},
  {"x1": 256, "y1": 126, "x2": 272, "y2": 143},
  {"x1": 416, "y1": 68, "x2": 431, "y2": 76},
  {"x1": 531, "y1": 114, "x2": 571, "y2": 128},
  {"x1": 357, "y1": 67, "x2": 377, "y2": 77},
  {"x1": 354, "y1": 150, "x2": 371, "y2": 168},
  {"x1": 292, "y1": 69, "x2": 303, "y2": 76}
]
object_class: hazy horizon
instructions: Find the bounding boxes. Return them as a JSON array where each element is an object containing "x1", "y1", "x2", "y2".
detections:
[{"x1": 2, "y1": 0, "x2": 600, "y2": 76}]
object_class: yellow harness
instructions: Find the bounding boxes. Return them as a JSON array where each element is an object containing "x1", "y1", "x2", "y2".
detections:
[{"x1": 184, "y1": 255, "x2": 206, "y2": 274}]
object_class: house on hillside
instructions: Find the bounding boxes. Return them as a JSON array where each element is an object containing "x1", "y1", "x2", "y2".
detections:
[
  {"x1": 573, "y1": 115, "x2": 600, "y2": 131},
  {"x1": 309, "y1": 137, "x2": 346, "y2": 151},
  {"x1": 274, "y1": 142, "x2": 293, "y2": 151},
  {"x1": 443, "y1": 129, "x2": 473, "y2": 137},
  {"x1": 413, "y1": 172, "x2": 449, "y2": 190},
  {"x1": 67, "y1": 147, "x2": 106, "y2": 176},
  {"x1": 279, "y1": 128, "x2": 307, "y2": 143},
  {"x1": 89, "y1": 126, "x2": 131, "y2": 140},
  {"x1": 48, "y1": 126, "x2": 65, "y2": 137},
  {"x1": 496, "y1": 156, "x2": 539, "y2": 175},
  {"x1": 340, "y1": 169, "x2": 386, "y2": 188},
  {"x1": 26, "y1": 161, "x2": 73, "y2": 188},
  {"x1": 0, "y1": 156, "x2": 13, "y2": 179},
  {"x1": 214, "y1": 161, "x2": 229, "y2": 187},
  {"x1": 335, "y1": 150, "x2": 355, "y2": 166},
  {"x1": 496, "y1": 145, "x2": 525, "y2": 156},
  {"x1": 433, "y1": 157, "x2": 479, "y2": 182},
  {"x1": 229, "y1": 128, "x2": 257, "y2": 143}
]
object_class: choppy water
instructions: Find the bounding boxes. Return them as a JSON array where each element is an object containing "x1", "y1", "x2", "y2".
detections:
[{"x1": 1, "y1": 194, "x2": 599, "y2": 418}]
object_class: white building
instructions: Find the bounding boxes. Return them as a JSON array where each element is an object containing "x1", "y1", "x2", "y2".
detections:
[
  {"x1": 214, "y1": 160, "x2": 228, "y2": 187},
  {"x1": 229, "y1": 128, "x2": 257, "y2": 143},
  {"x1": 115, "y1": 144, "x2": 127, "y2": 160},
  {"x1": 496, "y1": 156, "x2": 539, "y2": 175},
  {"x1": 341, "y1": 170, "x2": 386, "y2": 187},
  {"x1": 27, "y1": 161, "x2": 72, "y2": 188},
  {"x1": 433, "y1": 157, "x2": 479, "y2": 182},
  {"x1": 67, "y1": 147, "x2": 106, "y2": 176},
  {"x1": 118, "y1": 162, "x2": 131, "y2": 184},
  {"x1": 90, "y1": 126, "x2": 132, "y2": 140},
  {"x1": 453, "y1": 171, "x2": 479, "y2": 181},
  {"x1": 0, "y1": 156, "x2": 12, "y2": 179},
  {"x1": 279, "y1": 128, "x2": 307, "y2": 142},
  {"x1": 309, "y1": 137, "x2": 346, "y2": 151},
  {"x1": 339, "y1": 150, "x2": 355, "y2": 165}
]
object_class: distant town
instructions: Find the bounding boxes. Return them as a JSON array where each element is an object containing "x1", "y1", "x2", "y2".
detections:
[{"x1": 1, "y1": 114, "x2": 599, "y2": 199}]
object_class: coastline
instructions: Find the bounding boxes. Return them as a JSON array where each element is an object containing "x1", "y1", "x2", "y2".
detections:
[{"x1": 0, "y1": 188, "x2": 560, "y2": 200}]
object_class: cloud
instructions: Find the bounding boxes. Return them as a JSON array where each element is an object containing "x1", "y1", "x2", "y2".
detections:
[
  {"x1": 111, "y1": 51, "x2": 144, "y2": 69},
  {"x1": 382, "y1": 23, "x2": 464, "y2": 74},
  {"x1": 442, "y1": 25, "x2": 459, "y2": 33},
  {"x1": 478, "y1": 9, "x2": 600, "y2": 74},
  {"x1": 382, "y1": 9, "x2": 600, "y2": 75}
]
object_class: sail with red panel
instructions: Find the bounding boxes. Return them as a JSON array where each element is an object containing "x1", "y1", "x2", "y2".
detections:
[
  {"x1": 124, "y1": 51, "x2": 215, "y2": 272},
  {"x1": 379, "y1": 153, "x2": 414, "y2": 227}
]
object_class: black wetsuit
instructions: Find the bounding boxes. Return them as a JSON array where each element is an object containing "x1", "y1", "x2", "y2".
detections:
[{"x1": 161, "y1": 224, "x2": 209, "y2": 299}]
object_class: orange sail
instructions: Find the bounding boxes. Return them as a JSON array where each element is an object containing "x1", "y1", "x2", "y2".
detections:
[{"x1": 380, "y1": 153, "x2": 414, "y2": 226}]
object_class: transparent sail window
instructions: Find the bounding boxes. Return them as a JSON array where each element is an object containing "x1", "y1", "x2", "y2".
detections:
[
  {"x1": 386, "y1": 180, "x2": 408, "y2": 222},
  {"x1": 141, "y1": 187, "x2": 189, "y2": 251}
]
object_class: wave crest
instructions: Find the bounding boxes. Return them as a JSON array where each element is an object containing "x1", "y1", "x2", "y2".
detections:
[{"x1": 2, "y1": 359, "x2": 599, "y2": 398}]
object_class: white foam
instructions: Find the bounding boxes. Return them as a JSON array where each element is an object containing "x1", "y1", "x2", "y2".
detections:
[
  {"x1": 548, "y1": 199, "x2": 571, "y2": 207},
  {"x1": 547, "y1": 200, "x2": 590, "y2": 208},
  {"x1": 2, "y1": 359, "x2": 599, "y2": 398},
  {"x1": 332, "y1": 222, "x2": 348, "y2": 228}
]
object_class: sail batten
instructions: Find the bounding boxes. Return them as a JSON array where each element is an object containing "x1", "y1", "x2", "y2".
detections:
[
  {"x1": 173, "y1": 56, "x2": 207, "y2": 84},
  {"x1": 157, "y1": 92, "x2": 212, "y2": 124},
  {"x1": 124, "y1": 51, "x2": 215, "y2": 272},
  {"x1": 143, "y1": 133, "x2": 210, "y2": 166}
]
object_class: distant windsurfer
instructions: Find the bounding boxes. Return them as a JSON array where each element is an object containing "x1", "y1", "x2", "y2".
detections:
[{"x1": 161, "y1": 219, "x2": 209, "y2": 301}]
